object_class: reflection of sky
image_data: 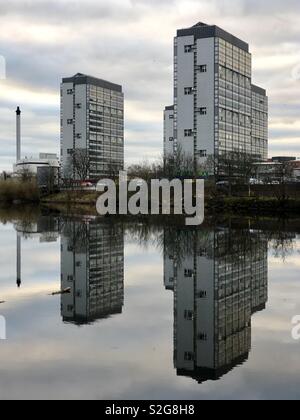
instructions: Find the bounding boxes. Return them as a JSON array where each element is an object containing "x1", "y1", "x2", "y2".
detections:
[{"x1": 0, "y1": 222, "x2": 300, "y2": 400}]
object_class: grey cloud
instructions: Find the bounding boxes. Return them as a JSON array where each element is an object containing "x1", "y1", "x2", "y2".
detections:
[
  {"x1": 0, "y1": 0, "x2": 139, "y2": 23},
  {"x1": 215, "y1": 0, "x2": 300, "y2": 16},
  {"x1": 1, "y1": 0, "x2": 300, "y2": 172}
]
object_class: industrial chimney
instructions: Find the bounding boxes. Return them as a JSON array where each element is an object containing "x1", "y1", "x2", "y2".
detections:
[
  {"x1": 16, "y1": 106, "x2": 21, "y2": 162},
  {"x1": 16, "y1": 232, "x2": 21, "y2": 288}
]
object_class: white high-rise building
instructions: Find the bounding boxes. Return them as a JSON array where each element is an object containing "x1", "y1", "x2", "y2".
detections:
[
  {"x1": 164, "y1": 228, "x2": 268, "y2": 382},
  {"x1": 61, "y1": 220, "x2": 124, "y2": 325},
  {"x1": 61, "y1": 73, "x2": 124, "y2": 181},
  {"x1": 164, "y1": 105, "x2": 175, "y2": 157},
  {"x1": 164, "y1": 22, "x2": 268, "y2": 169}
]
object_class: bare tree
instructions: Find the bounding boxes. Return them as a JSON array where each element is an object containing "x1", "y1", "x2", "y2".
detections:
[
  {"x1": 127, "y1": 160, "x2": 154, "y2": 182},
  {"x1": 19, "y1": 166, "x2": 34, "y2": 182},
  {"x1": 273, "y1": 162, "x2": 294, "y2": 202},
  {"x1": 214, "y1": 150, "x2": 257, "y2": 195},
  {"x1": 108, "y1": 160, "x2": 122, "y2": 180},
  {"x1": 163, "y1": 145, "x2": 195, "y2": 179},
  {"x1": 72, "y1": 149, "x2": 91, "y2": 181}
]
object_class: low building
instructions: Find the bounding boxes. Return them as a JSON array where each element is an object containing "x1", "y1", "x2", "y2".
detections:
[
  {"x1": 253, "y1": 162, "x2": 282, "y2": 183},
  {"x1": 289, "y1": 160, "x2": 300, "y2": 181},
  {"x1": 272, "y1": 156, "x2": 296, "y2": 163},
  {"x1": 13, "y1": 153, "x2": 60, "y2": 175},
  {"x1": 254, "y1": 159, "x2": 300, "y2": 183},
  {"x1": 12, "y1": 153, "x2": 60, "y2": 190}
]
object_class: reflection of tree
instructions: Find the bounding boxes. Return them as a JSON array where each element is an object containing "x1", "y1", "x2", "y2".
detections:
[
  {"x1": 162, "y1": 227, "x2": 267, "y2": 267},
  {"x1": 61, "y1": 217, "x2": 123, "y2": 254},
  {"x1": 125, "y1": 223, "x2": 163, "y2": 249},
  {"x1": 163, "y1": 229, "x2": 212, "y2": 267},
  {"x1": 16, "y1": 221, "x2": 37, "y2": 239},
  {"x1": 61, "y1": 219, "x2": 89, "y2": 253},
  {"x1": 258, "y1": 220, "x2": 296, "y2": 261},
  {"x1": 268, "y1": 233, "x2": 295, "y2": 261},
  {"x1": 125, "y1": 218, "x2": 299, "y2": 264},
  {"x1": 0, "y1": 206, "x2": 41, "y2": 226}
]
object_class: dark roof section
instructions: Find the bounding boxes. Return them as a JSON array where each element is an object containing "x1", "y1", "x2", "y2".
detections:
[
  {"x1": 193, "y1": 22, "x2": 209, "y2": 28},
  {"x1": 63, "y1": 306, "x2": 123, "y2": 326},
  {"x1": 165, "y1": 105, "x2": 174, "y2": 111},
  {"x1": 177, "y1": 23, "x2": 249, "y2": 53},
  {"x1": 62, "y1": 73, "x2": 122, "y2": 93},
  {"x1": 177, "y1": 352, "x2": 249, "y2": 384},
  {"x1": 252, "y1": 84, "x2": 267, "y2": 96},
  {"x1": 252, "y1": 303, "x2": 266, "y2": 315}
]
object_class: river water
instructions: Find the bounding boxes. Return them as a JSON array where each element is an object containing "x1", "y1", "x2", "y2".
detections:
[{"x1": 0, "y1": 209, "x2": 299, "y2": 400}]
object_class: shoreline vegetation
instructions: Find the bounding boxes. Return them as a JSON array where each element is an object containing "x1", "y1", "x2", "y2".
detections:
[
  {"x1": 0, "y1": 179, "x2": 40, "y2": 204},
  {"x1": 1, "y1": 204, "x2": 300, "y2": 236},
  {"x1": 2, "y1": 149, "x2": 299, "y2": 216},
  {"x1": 41, "y1": 192, "x2": 300, "y2": 216},
  {"x1": 1, "y1": 178, "x2": 300, "y2": 217}
]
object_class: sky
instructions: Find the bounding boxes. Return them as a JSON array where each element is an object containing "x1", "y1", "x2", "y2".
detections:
[{"x1": 0, "y1": 0, "x2": 299, "y2": 172}]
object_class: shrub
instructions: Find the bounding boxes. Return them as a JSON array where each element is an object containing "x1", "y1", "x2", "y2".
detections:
[{"x1": 0, "y1": 179, "x2": 40, "y2": 204}]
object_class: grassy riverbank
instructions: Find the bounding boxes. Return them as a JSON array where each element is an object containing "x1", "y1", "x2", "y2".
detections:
[
  {"x1": 1, "y1": 181, "x2": 299, "y2": 217},
  {"x1": 41, "y1": 190, "x2": 300, "y2": 217},
  {"x1": 207, "y1": 196, "x2": 300, "y2": 215},
  {"x1": 0, "y1": 179, "x2": 40, "y2": 204}
]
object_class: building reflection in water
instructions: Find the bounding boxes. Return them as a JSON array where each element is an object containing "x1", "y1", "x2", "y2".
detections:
[
  {"x1": 60, "y1": 219, "x2": 124, "y2": 325},
  {"x1": 164, "y1": 227, "x2": 268, "y2": 383},
  {"x1": 14, "y1": 216, "x2": 60, "y2": 288}
]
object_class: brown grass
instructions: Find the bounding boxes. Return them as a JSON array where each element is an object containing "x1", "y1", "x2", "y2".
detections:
[{"x1": 0, "y1": 179, "x2": 40, "y2": 204}]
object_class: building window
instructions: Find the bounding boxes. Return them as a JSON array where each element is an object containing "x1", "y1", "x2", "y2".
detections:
[
  {"x1": 199, "y1": 107, "x2": 207, "y2": 115},
  {"x1": 76, "y1": 103, "x2": 82, "y2": 109},
  {"x1": 169, "y1": 137, "x2": 174, "y2": 142},
  {"x1": 199, "y1": 150, "x2": 207, "y2": 157},
  {"x1": 67, "y1": 149, "x2": 74, "y2": 155},
  {"x1": 67, "y1": 119, "x2": 73, "y2": 125},
  {"x1": 67, "y1": 89, "x2": 74, "y2": 95},
  {"x1": 199, "y1": 65, "x2": 207, "y2": 73},
  {"x1": 184, "y1": 87, "x2": 193, "y2": 95},
  {"x1": 76, "y1": 133, "x2": 82, "y2": 139},
  {"x1": 184, "y1": 310, "x2": 194, "y2": 321},
  {"x1": 197, "y1": 290, "x2": 207, "y2": 299},
  {"x1": 184, "y1": 129, "x2": 193, "y2": 137},
  {"x1": 198, "y1": 333, "x2": 208, "y2": 341},
  {"x1": 184, "y1": 269, "x2": 193, "y2": 277},
  {"x1": 184, "y1": 45, "x2": 193, "y2": 53},
  {"x1": 169, "y1": 115, "x2": 174, "y2": 119},
  {"x1": 184, "y1": 352, "x2": 194, "y2": 361}
]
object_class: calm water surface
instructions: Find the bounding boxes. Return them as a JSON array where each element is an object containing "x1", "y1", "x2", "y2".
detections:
[{"x1": 0, "y1": 211, "x2": 299, "y2": 400}]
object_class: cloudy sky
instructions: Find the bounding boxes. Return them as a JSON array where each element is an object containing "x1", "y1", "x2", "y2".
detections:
[{"x1": 0, "y1": 0, "x2": 299, "y2": 172}]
